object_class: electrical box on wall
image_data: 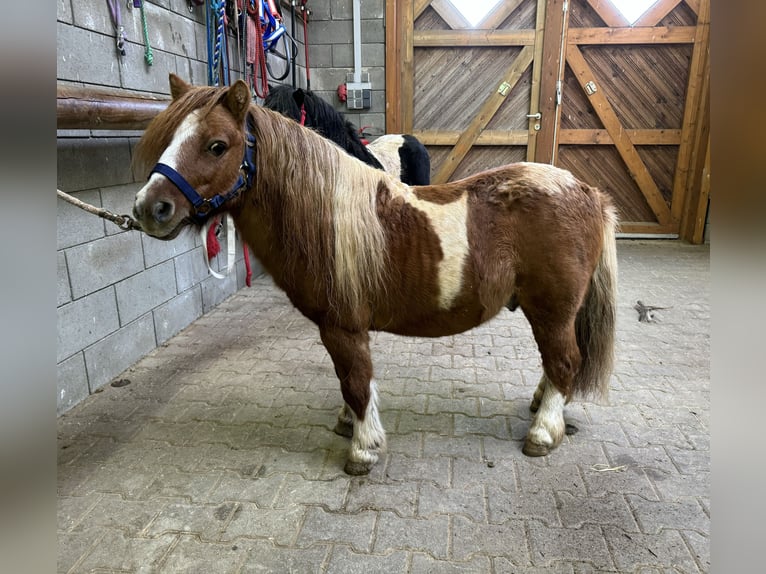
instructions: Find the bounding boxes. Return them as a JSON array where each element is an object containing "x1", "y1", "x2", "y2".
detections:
[{"x1": 346, "y1": 72, "x2": 372, "y2": 110}]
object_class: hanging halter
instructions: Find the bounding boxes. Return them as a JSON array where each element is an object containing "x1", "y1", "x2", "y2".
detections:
[{"x1": 149, "y1": 116, "x2": 257, "y2": 226}]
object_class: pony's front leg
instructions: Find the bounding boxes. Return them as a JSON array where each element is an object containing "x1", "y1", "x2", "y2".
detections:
[
  {"x1": 320, "y1": 327, "x2": 386, "y2": 475},
  {"x1": 523, "y1": 375, "x2": 566, "y2": 457}
]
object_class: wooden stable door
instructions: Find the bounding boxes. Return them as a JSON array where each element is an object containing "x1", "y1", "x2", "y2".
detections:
[{"x1": 386, "y1": 0, "x2": 710, "y2": 240}]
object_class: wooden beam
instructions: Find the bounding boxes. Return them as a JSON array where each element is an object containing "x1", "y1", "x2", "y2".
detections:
[
  {"x1": 414, "y1": 128, "x2": 680, "y2": 146},
  {"x1": 385, "y1": 0, "x2": 402, "y2": 133},
  {"x1": 566, "y1": 44, "x2": 672, "y2": 225},
  {"x1": 414, "y1": 0, "x2": 432, "y2": 20},
  {"x1": 671, "y1": 0, "x2": 709, "y2": 224},
  {"x1": 634, "y1": 0, "x2": 682, "y2": 27},
  {"x1": 617, "y1": 222, "x2": 679, "y2": 235},
  {"x1": 431, "y1": 0, "x2": 470, "y2": 29},
  {"x1": 691, "y1": 138, "x2": 710, "y2": 244},
  {"x1": 559, "y1": 129, "x2": 681, "y2": 145},
  {"x1": 413, "y1": 29, "x2": 535, "y2": 47},
  {"x1": 402, "y1": 0, "x2": 415, "y2": 132},
  {"x1": 57, "y1": 83, "x2": 169, "y2": 130},
  {"x1": 584, "y1": 0, "x2": 629, "y2": 28},
  {"x1": 685, "y1": 0, "x2": 700, "y2": 16},
  {"x1": 432, "y1": 45, "x2": 535, "y2": 183},
  {"x1": 413, "y1": 130, "x2": 530, "y2": 146},
  {"x1": 534, "y1": 0, "x2": 569, "y2": 164},
  {"x1": 566, "y1": 26, "x2": 696, "y2": 44},
  {"x1": 526, "y1": 0, "x2": 547, "y2": 161},
  {"x1": 480, "y1": 0, "x2": 525, "y2": 30}
]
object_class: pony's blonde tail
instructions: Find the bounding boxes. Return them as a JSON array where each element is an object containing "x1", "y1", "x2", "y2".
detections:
[{"x1": 572, "y1": 194, "x2": 618, "y2": 402}]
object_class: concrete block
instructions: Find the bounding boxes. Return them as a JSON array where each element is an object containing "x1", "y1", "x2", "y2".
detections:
[
  {"x1": 57, "y1": 352, "x2": 89, "y2": 414},
  {"x1": 70, "y1": 0, "x2": 113, "y2": 38},
  {"x1": 297, "y1": 507, "x2": 376, "y2": 552},
  {"x1": 175, "y1": 246, "x2": 210, "y2": 293},
  {"x1": 84, "y1": 313, "x2": 157, "y2": 391},
  {"x1": 153, "y1": 286, "x2": 203, "y2": 344},
  {"x1": 304, "y1": 44, "x2": 331, "y2": 68},
  {"x1": 141, "y1": 230, "x2": 196, "y2": 268},
  {"x1": 331, "y1": 0, "x2": 353, "y2": 20},
  {"x1": 374, "y1": 511, "x2": 449, "y2": 559},
  {"x1": 115, "y1": 260, "x2": 177, "y2": 325},
  {"x1": 332, "y1": 44, "x2": 353, "y2": 68},
  {"x1": 201, "y1": 270, "x2": 237, "y2": 313},
  {"x1": 66, "y1": 232, "x2": 145, "y2": 300},
  {"x1": 57, "y1": 137, "x2": 135, "y2": 192},
  {"x1": 309, "y1": 67, "x2": 354, "y2": 92},
  {"x1": 361, "y1": 19, "x2": 385, "y2": 43},
  {"x1": 57, "y1": 22, "x2": 122, "y2": 86},
  {"x1": 141, "y1": 2, "x2": 199, "y2": 59},
  {"x1": 176, "y1": 54, "x2": 208, "y2": 87},
  {"x1": 57, "y1": 0, "x2": 73, "y2": 24},
  {"x1": 361, "y1": 0, "x2": 385, "y2": 19},
  {"x1": 309, "y1": 1, "x2": 332, "y2": 20},
  {"x1": 58, "y1": 251, "x2": 72, "y2": 306},
  {"x1": 57, "y1": 287, "x2": 119, "y2": 363},
  {"x1": 121, "y1": 45, "x2": 179, "y2": 93},
  {"x1": 327, "y1": 547, "x2": 408, "y2": 573},
  {"x1": 361, "y1": 42, "x2": 385, "y2": 67},
  {"x1": 360, "y1": 112, "x2": 385, "y2": 132},
  {"x1": 57, "y1": 190, "x2": 105, "y2": 250},
  {"x1": 309, "y1": 20, "x2": 353, "y2": 46}
]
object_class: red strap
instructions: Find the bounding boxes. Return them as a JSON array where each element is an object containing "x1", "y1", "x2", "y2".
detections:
[{"x1": 299, "y1": 104, "x2": 307, "y2": 126}]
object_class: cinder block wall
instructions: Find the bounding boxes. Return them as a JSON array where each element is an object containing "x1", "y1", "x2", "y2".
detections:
[
  {"x1": 307, "y1": 0, "x2": 386, "y2": 137},
  {"x1": 57, "y1": 1, "x2": 302, "y2": 414}
]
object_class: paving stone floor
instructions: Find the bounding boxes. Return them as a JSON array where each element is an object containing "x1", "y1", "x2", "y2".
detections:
[{"x1": 57, "y1": 240, "x2": 710, "y2": 573}]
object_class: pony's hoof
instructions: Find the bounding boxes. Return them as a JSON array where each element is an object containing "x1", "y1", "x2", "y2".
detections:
[
  {"x1": 344, "y1": 460, "x2": 373, "y2": 475},
  {"x1": 522, "y1": 439, "x2": 551, "y2": 457},
  {"x1": 529, "y1": 399, "x2": 540, "y2": 413}
]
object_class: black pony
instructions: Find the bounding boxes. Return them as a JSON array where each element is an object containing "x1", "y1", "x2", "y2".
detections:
[{"x1": 264, "y1": 85, "x2": 431, "y2": 185}]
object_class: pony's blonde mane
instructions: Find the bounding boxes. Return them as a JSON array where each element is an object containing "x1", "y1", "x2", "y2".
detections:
[{"x1": 247, "y1": 105, "x2": 390, "y2": 315}]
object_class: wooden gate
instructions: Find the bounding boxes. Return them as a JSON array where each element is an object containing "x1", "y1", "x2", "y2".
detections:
[{"x1": 386, "y1": 0, "x2": 710, "y2": 240}]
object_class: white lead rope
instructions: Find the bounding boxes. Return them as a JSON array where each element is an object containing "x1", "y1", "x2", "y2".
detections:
[{"x1": 199, "y1": 214, "x2": 236, "y2": 279}]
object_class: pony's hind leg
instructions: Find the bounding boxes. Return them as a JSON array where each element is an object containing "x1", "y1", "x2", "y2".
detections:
[
  {"x1": 320, "y1": 326, "x2": 386, "y2": 475},
  {"x1": 523, "y1": 315, "x2": 582, "y2": 457}
]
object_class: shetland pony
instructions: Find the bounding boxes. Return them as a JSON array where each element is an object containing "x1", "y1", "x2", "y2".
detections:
[
  {"x1": 132, "y1": 75, "x2": 618, "y2": 475},
  {"x1": 263, "y1": 84, "x2": 431, "y2": 185}
]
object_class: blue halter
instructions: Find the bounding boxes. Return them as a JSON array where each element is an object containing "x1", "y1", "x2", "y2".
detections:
[{"x1": 150, "y1": 116, "x2": 257, "y2": 225}]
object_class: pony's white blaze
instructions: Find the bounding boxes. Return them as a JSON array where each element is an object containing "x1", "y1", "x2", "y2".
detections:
[
  {"x1": 134, "y1": 112, "x2": 202, "y2": 207},
  {"x1": 349, "y1": 380, "x2": 386, "y2": 466},
  {"x1": 367, "y1": 135, "x2": 405, "y2": 176},
  {"x1": 527, "y1": 377, "x2": 566, "y2": 447},
  {"x1": 390, "y1": 185, "x2": 469, "y2": 309}
]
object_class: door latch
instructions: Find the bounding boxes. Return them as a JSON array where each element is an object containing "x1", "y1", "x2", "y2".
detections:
[{"x1": 526, "y1": 112, "x2": 541, "y2": 131}]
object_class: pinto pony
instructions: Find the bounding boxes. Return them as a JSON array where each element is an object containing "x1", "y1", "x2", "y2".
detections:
[
  {"x1": 132, "y1": 75, "x2": 618, "y2": 475},
  {"x1": 263, "y1": 84, "x2": 431, "y2": 186}
]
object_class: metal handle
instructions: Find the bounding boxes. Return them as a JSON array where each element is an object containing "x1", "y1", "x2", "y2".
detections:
[{"x1": 526, "y1": 113, "x2": 541, "y2": 120}]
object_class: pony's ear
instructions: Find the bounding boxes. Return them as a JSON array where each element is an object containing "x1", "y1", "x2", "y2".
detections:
[
  {"x1": 292, "y1": 88, "x2": 305, "y2": 107},
  {"x1": 225, "y1": 80, "x2": 251, "y2": 122},
  {"x1": 169, "y1": 73, "x2": 191, "y2": 100}
]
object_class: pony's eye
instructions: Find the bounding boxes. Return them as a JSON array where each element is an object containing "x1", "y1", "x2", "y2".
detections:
[{"x1": 208, "y1": 141, "x2": 227, "y2": 157}]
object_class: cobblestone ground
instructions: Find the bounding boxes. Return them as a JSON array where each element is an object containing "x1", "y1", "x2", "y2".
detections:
[{"x1": 57, "y1": 240, "x2": 710, "y2": 573}]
